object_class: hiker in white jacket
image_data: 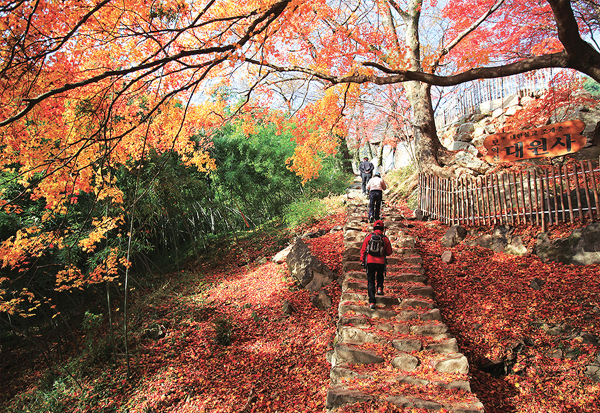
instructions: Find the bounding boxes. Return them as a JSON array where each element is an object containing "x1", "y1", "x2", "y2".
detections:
[{"x1": 366, "y1": 172, "x2": 387, "y2": 222}]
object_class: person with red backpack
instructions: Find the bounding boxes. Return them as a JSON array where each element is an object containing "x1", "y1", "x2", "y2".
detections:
[{"x1": 360, "y1": 220, "x2": 393, "y2": 309}]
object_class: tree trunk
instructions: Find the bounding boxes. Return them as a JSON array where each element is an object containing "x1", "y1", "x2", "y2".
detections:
[
  {"x1": 339, "y1": 136, "x2": 354, "y2": 173},
  {"x1": 399, "y1": 0, "x2": 443, "y2": 174},
  {"x1": 404, "y1": 81, "x2": 442, "y2": 172}
]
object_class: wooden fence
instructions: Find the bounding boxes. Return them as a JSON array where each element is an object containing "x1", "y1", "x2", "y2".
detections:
[{"x1": 419, "y1": 159, "x2": 600, "y2": 231}]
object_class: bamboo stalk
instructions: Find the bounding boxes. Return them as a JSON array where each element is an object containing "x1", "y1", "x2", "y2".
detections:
[
  {"x1": 419, "y1": 173, "x2": 422, "y2": 211},
  {"x1": 438, "y1": 175, "x2": 443, "y2": 221},
  {"x1": 560, "y1": 165, "x2": 573, "y2": 223},
  {"x1": 581, "y1": 161, "x2": 593, "y2": 221},
  {"x1": 465, "y1": 177, "x2": 470, "y2": 225},
  {"x1": 437, "y1": 175, "x2": 442, "y2": 222},
  {"x1": 472, "y1": 177, "x2": 478, "y2": 226},
  {"x1": 589, "y1": 159, "x2": 600, "y2": 221},
  {"x1": 454, "y1": 176, "x2": 459, "y2": 224},
  {"x1": 574, "y1": 162, "x2": 584, "y2": 222},
  {"x1": 475, "y1": 177, "x2": 482, "y2": 226},
  {"x1": 432, "y1": 175, "x2": 437, "y2": 220},
  {"x1": 504, "y1": 174, "x2": 515, "y2": 225},
  {"x1": 440, "y1": 176, "x2": 445, "y2": 223},
  {"x1": 469, "y1": 177, "x2": 475, "y2": 226},
  {"x1": 450, "y1": 177, "x2": 455, "y2": 224},
  {"x1": 458, "y1": 176, "x2": 467, "y2": 224},
  {"x1": 483, "y1": 175, "x2": 490, "y2": 226},
  {"x1": 446, "y1": 177, "x2": 451, "y2": 224},
  {"x1": 496, "y1": 173, "x2": 504, "y2": 225},
  {"x1": 527, "y1": 170, "x2": 540, "y2": 225},
  {"x1": 424, "y1": 173, "x2": 428, "y2": 214}
]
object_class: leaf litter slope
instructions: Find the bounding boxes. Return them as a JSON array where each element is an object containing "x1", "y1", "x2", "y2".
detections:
[
  {"x1": 395, "y1": 200, "x2": 600, "y2": 413},
  {"x1": 5, "y1": 201, "x2": 600, "y2": 413},
  {"x1": 117, "y1": 214, "x2": 346, "y2": 413},
  {"x1": 112, "y1": 205, "x2": 600, "y2": 413}
]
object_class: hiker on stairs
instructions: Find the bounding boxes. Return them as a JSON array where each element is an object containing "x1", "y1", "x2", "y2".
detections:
[
  {"x1": 366, "y1": 171, "x2": 387, "y2": 222},
  {"x1": 360, "y1": 220, "x2": 393, "y2": 309},
  {"x1": 359, "y1": 157, "x2": 374, "y2": 196}
]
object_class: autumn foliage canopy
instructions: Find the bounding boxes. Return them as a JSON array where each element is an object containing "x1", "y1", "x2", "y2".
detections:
[{"x1": 1, "y1": 0, "x2": 599, "y2": 313}]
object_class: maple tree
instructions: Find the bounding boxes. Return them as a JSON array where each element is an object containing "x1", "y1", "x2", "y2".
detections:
[{"x1": 1, "y1": 0, "x2": 600, "y2": 313}]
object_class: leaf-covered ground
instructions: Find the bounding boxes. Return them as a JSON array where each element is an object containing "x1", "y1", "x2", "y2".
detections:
[
  {"x1": 3, "y1": 201, "x2": 600, "y2": 412},
  {"x1": 394, "y1": 202, "x2": 600, "y2": 413}
]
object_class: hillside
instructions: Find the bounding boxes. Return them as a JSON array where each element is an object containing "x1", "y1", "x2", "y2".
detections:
[{"x1": 2, "y1": 190, "x2": 600, "y2": 412}]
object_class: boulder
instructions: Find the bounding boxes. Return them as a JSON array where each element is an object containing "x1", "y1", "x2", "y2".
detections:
[
  {"x1": 286, "y1": 239, "x2": 336, "y2": 290},
  {"x1": 392, "y1": 353, "x2": 420, "y2": 371},
  {"x1": 535, "y1": 222, "x2": 600, "y2": 265},
  {"x1": 441, "y1": 225, "x2": 467, "y2": 247},
  {"x1": 585, "y1": 352, "x2": 600, "y2": 383},
  {"x1": 311, "y1": 289, "x2": 332, "y2": 310},
  {"x1": 413, "y1": 208, "x2": 429, "y2": 221},
  {"x1": 272, "y1": 244, "x2": 293, "y2": 264},
  {"x1": 282, "y1": 300, "x2": 296, "y2": 315},
  {"x1": 441, "y1": 250, "x2": 454, "y2": 263},
  {"x1": 433, "y1": 353, "x2": 470, "y2": 374},
  {"x1": 465, "y1": 225, "x2": 528, "y2": 256},
  {"x1": 456, "y1": 122, "x2": 475, "y2": 142},
  {"x1": 454, "y1": 151, "x2": 490, "y2": 174}
]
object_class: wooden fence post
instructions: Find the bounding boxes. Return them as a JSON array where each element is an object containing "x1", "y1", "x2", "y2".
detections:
[
  {"x1": 581, "y1": 161, "x2": 593, "y2": 221},
  {"x1": 551, "y1": 165, "x2": 559, "y2": 224},
  {"x1": 573, "y1": 162, "x2": 584, "y2": 222},
  {"x1": 492, "y1": 174, "x2": 499, "y2": 225},
  {"x1": 468, "y1": 177, "x2": 475, "y2": 226},
  {"x1": 519, "y1": 170, "x2": 526, "y2": 224},
  {"x1": 532, "y1": 170, "x2": 539, "y2": 226},
  {"x1": 539, "y1": 170, "x2": 546, "y2": 232},
  {"x1": 544, "y1": 169, "x2": 553, "y2": 227},
  {"x1": 512, "y1": 172, "x2": 520, "y2": 225},
  {"x1": 589, "y1": 159, "x2": 600, "y2": 221},
  {"x1": 475, "y1": 177, "x2": 482, "y2": 226}
]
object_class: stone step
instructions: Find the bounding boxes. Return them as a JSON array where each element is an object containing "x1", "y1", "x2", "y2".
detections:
[
  {"x1": 342, "y1": 274, "x2": 429, "y2": 290},
  {"x1": 332, "y1": 342, "x2": 385, "y2": 365},
  {"x1": 327, "y1": 197, "x2": 484, "y2": 412},
  {"x1": 340, "y1": 292, "x2": 401, "y2": 306},
  {"x1": 340, "y1": 283, "x2": 434, "y2": 300},
  {"x1": 343, "y1": 261, "x2": 424, "y2": 273}
]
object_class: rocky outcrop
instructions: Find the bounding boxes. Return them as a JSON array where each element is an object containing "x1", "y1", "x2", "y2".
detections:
[
  {"x1": 465, "y1": 225, "x2": 528, "y2": 256},
  {"x1": 535, "y1": 222, "x2": 600, "y2": 265},
  {"x1": 442, "y1": 225, "x2": 467, "y2": 247}
]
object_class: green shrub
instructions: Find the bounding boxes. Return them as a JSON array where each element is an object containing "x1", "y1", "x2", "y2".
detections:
[
  {"x1": 282, "y1": 198, "x2": 328, "y2": 228},
  {"x1": 584, "y1": 77, "x2": 600, "y2": 96},
  {"x1": 387, "y1": 165, "x2": 419, "y2": 209}
]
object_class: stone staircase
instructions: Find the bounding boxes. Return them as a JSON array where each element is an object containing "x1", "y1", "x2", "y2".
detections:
[{"x1": 325, "y1": 185, "x2": 484, "y2": 412}]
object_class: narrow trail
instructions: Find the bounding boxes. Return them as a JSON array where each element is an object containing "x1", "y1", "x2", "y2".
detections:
[{"x1": 325, "y1": 182, "x2": 485, "y2": 412}]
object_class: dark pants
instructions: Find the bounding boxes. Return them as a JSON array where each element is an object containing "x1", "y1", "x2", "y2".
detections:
[
  {"x1": 366, "y1": 263, "x2": 385, "y2": 304},
  {"x1": 369, "y1": 190, "x2": 383, "y2": 220},
  {"x1": 361, "y1": 172, "x2": 372, "y2": 194}
]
